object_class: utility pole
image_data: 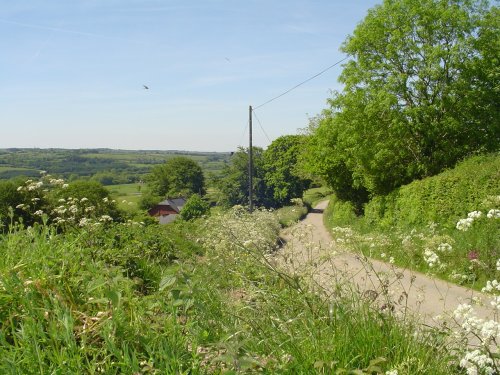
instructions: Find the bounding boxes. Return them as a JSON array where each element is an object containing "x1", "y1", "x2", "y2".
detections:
[{"x1": 248, "y1": 105, "x2": 254, "y2": 213}]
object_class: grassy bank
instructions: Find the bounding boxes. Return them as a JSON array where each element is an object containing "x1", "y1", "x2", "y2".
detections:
[
  {"x1": 0, "y1": 208, "x2": 461, "y2": 373},
  {"x1": 323, "y1": 154, "x2": 500, "y2": 290}
]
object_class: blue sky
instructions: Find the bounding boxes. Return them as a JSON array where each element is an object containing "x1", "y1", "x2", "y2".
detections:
[{"x1": 1, "y1": 0, "x2": 381, "y2": 151}]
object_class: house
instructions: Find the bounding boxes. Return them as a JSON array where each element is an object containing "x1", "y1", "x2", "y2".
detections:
[{"x1": 147, "y1": 197, "x2": 186, "y2": 224}]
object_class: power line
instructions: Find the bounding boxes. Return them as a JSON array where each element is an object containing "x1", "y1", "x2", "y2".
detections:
[
  {"x1": 251, "y1": 110, "x2": 272, "y2": 143},
  {"x1": 254, "y1": 56, "x2": 349, "y2": 110}
]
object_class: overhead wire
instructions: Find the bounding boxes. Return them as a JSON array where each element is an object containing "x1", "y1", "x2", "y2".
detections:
[
  {"x1": 253, "y1": 56, "x2": 349, "y2": 110},
  {"x1": 251, "y1": 110, "x2": 272, "y2": 143}
]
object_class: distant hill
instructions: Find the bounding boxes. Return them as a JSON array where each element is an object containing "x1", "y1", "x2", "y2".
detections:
[{"x1": 0, "y1": 148, "x2": 231, "y2": 183}]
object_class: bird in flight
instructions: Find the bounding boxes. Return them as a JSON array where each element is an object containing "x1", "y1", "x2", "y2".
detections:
[{"x1": 143, "y1": 85, "x2": 149, "y2": 90}]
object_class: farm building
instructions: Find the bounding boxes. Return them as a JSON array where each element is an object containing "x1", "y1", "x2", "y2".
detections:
[{"x1": 147, "y1": 197, "x2": 186, "y2": 224}]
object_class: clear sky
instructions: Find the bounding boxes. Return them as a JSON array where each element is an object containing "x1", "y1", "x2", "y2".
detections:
[{"x1": 1, "y1": 0, "x2": 381, "y2": 151}]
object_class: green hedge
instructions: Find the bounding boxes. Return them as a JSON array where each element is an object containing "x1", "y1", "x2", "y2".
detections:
[{"x1": 364, "y1": 153, "x2": 500, "y2": 230}]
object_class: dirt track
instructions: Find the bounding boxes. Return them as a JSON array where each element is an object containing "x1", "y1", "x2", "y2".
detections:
[{"x1": 276, "y1": 200, "x2": 497, "y2": 326}]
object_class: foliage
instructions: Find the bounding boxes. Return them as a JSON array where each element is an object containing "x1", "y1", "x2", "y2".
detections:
[
  {"x1": 0, "y1": 193, "x2": 471, "y2": 373},
  {"x1": 179, "y1": 194, "x2": 210, "y2": 221},
  {"x1": 324, "y1": 155, "x2": 500, "y2": 289},
  {"x1": 214, "y1": 147, "x2": 270, "y2": 208},
  {"x1": 274, "y1": 199, "x2": 308, "y2": 227},
  {"x1": 302, "y1": 186, "x2": 333, "y2": 207},
  {"x1": 0, "y1": 175, "x2": 121, "y2": 230},
  {"x1": 305, "y1": 0, "x2": 499, "y2": 202},
  {"x1": 364, "y1": 153, "x2": 500, "y2": 230},
  {"x1": 145, "y1": 156, "x2": 205, "y2": 202},
  {"x1": 263, "y1": 135, "x2": 311, "y2": 207}
]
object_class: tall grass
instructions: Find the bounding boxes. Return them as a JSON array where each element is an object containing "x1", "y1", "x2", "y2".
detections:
[{"x1": 0, "y1": 208, "x2": 466, "y2": 373}]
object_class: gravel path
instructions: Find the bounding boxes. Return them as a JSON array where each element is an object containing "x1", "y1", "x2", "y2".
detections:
[{"x1": 276, "y1": 200, "x2": 497, "y2": 327}]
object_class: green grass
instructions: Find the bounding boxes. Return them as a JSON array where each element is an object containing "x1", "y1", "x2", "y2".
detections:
[
  {"x1": 303, "y1": 186, "x2": 333, "y2": 207},
  {"x1": 323, "y1": 154, "x2": 500, "y2": 291},
  {"x1": 0, "y1": 209, "x2": 461, "y2": 373},
  {"x1": 106, "y1": 183, "x2": 144, "y2": 212}
]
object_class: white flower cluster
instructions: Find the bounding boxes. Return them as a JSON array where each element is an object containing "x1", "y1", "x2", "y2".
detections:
[
  {"x1": 468, "y1": 211, "x2": 482, "y2": 219},
  {"x1": 201, "y1": 206, "x2": 281, "y2": 255},
  {"x1": 460, "y1": 350, "x2": 495, "y2": 375},
  {"x1": 453, "y1": 303, "x2": 500, "y2": 344},
  {"x1": 437, "y1": 242, "x2": 452, "y2": 253},
  {"x1": 423, "y1": 248, "x2": 440, "y2": 268},
  {"x1": 497, "y1": 259, "x2": 500, "y2": 271},
  {"x1": 456, "y1": 217, "x2": 474, "y2": 231},
  {"x1": 457, "y1": 208, "x2": 499, "y2": 230},
  {"x1": 482, "y1": 280, "x2": 500, "y2": 294},
  {"x1": 487, "y1": 209, "x2": 500, "y2": 219}
]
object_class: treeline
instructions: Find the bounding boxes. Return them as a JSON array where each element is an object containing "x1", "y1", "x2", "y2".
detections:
[
  {"x1": 300, "y1": 0, "x2": 499, "y2": 211},
  {"x1": 0, "y1": 148, "x2": 230, "y2": 184}
]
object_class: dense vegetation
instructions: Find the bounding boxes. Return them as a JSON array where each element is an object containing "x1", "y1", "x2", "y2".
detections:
[
  {"x1": 214, "y1": 135, "x2": 311, "y2": 208},
  {"x1": 0, "y1": 204, "x2": 460, "y2": 373},
  {"x1": 324, "y1": 154, "x2": 500, "y2": 290},
  {"x1": 1, "y1": 0, "x2": 499, "y2": 372},
  {"x1": 302, "y1": 0, "x2": 499, "y2": 208}
]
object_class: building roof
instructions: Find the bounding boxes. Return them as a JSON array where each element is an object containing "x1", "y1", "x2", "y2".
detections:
[{"x1": 156, "y1": 197, "x2": 186, "y2": 213}]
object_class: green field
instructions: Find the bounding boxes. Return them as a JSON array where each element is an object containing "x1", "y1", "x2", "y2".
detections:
[
  {"x1": 106, "y1": 183, "x2": 144, "y2": 211},
  {"x1": 0, "y1": 148, "x2": 230, "y2": 183}
]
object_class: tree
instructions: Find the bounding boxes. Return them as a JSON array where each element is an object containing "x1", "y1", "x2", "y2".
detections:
[
  {"x1": 263, "y1": 135, "x2": 311, "y2": 207},
  {"x1": 54, "y1": 180, "x2": 121, "y2": 219},
  {"x1": 215, "y1": 147, "x2": 270, "y2": 207},
  {"x1": 144, "y1": 157, "x2": 205, "y2": 202},
  {"x1": 307, "y1": 0, "x2": 499, "y2": 198},
  {"x1": 180, "y1": 194, "x2": 210, "y2": 221}
]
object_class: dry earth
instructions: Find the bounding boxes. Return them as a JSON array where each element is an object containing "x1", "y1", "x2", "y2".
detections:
[{"x1": 275, "y1": 200, "x2": 497, "y2": 328}]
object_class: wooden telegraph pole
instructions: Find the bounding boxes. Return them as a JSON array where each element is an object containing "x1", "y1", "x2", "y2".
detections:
[{"x1": 248, "y1": 105, "x2": 254, "y2": 213}]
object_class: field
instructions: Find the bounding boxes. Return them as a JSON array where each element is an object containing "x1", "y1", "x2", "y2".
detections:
[
  {"x1": 0, "y1": 148, "x2": 230, "y2": 182},
  {"x1": 106, "y1": 183, "x2": 144, "y2": 211}
]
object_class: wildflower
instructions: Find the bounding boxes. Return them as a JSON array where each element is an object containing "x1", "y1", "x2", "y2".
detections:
[
  {"x1": 482, "y1": 280, "x2": 500, "y2": 293},
  {"x1": 99, "y1": 215, "x2": 113, "y2": 222},
  {"x1": 456, "y1": 217, "x2": 474, "y2": 231},
  {"x1": 380, "y1": 253, "x2": 386, "y2": 258},
  {"x1": 15, "y1": 204, "x2": 25, "y2": 209},
  {"x1": 437, "y1": 243, "x2": 452, "y2": 252},
  {"x1": 467, "y1": 251, "x2": 479, "y2": 261},
  {"x1": 62, "y1": 184, "x2": 69, "y2": 189},
  {"x1": 460, "y1": 350, "x2": 495, "y2": 375},
  {"x1": 34, "y1": 210, "x2": 44, "y2": 216},
  {"x1": 486, "y1": 209, "x2": 500, "y2": 219},
  {"x1": 58, "y1": 198, "x2": 66, "y2": 203},
  {"x1": 80, "y1": 197, "x2": 88, "y2": 203},
  {"x1": 386, "y1": 371, "x2": 398, "y2": 375},
  {"x1": 102, "y1": 197, "x2": 109, "y2": 203},
  {"x1": 497, "y1": 259, "x2": 500, "y2": 271},
  {"x1": 490, "y1": 296, "x2": 500, "y2": 310},
  {"x1": 423, "y1": 249, "x2": 440, "y2": 268},
  {"x1": 389, "y1": 257, "x2": 395, "y2": 264},
  {"x1": 467, "y1": 211, "x2": 482, "y2": 219}
]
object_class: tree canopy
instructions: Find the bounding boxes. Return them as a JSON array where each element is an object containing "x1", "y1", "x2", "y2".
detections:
[
  {"x1": 304, "y1": 0, "x2": 499, "y2": 203},
  {"x1": 142, "y1": 157, "x2": 205, "y2": 209},
  {"x1": 263, "y1": 135, "x2": 311, "y2": 207}
]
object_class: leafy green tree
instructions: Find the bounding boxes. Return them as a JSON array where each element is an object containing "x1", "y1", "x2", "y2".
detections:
[
  {"x1": 307, "y1": 0, "x2": 499, "y2": 198},
  {"x1": 54, "y1": 180, "x2": 121, "y2": 219},
  {"x1": 146, "y1": 157, "x2": 205, "y2": 199},
  {"x1": 301, "y1": 115, "x2": 369, "y2": 209},
  {"x1": 216, "y1": 147, "x2": 270, "y2": 207},
  {"x1": 180, "y1": 194, "x2": 210, "y2": 221},
  {"x1": 263, "y1": 135, "x2": 311, "y2": 207}
]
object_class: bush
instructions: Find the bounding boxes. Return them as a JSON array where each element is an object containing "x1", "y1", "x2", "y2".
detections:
[{"x1": 364, "y1": 154, "x2": 500, "y2": 230}]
